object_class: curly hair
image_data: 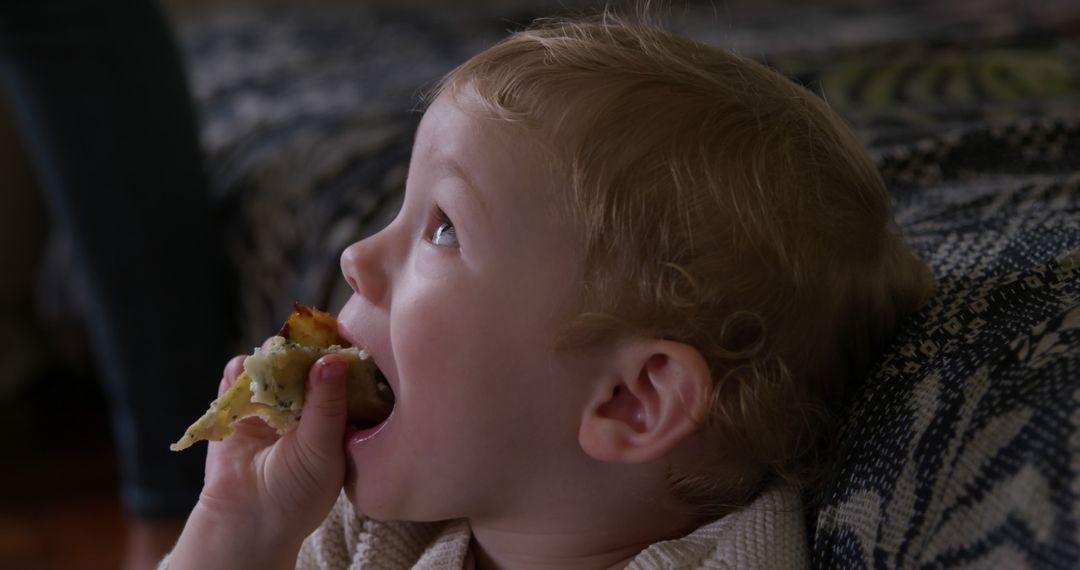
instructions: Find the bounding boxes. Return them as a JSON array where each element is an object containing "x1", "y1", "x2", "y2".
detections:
[{"x1": 430, "y1": 12, "x2": 935, "y2": 515}]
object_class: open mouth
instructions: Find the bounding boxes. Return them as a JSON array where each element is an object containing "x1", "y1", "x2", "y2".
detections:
[
  {"x1": 346, "y1": 365, "x2": 395, "y2": 431},
  {"x1": 373, "y1": 367, "x2": 394, "y2": 405}
]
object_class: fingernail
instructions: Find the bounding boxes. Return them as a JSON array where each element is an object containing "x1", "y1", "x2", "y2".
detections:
[{"x1": 318, "y1": 358, "x2": 346, "y2": 383}]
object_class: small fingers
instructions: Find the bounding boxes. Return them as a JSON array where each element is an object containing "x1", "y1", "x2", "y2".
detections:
[{"x1": 294, "y1": 355, "x2": 349, "y2": 462}]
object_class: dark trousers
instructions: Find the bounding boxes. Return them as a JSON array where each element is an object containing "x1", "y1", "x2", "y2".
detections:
[{"x1": 0, "y1": 0, "x2": 228, "y2": 518}]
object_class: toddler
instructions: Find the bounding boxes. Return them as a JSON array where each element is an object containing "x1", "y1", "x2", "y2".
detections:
[{"x1": 163, "y1": 13, "x2": 934, "y2": 570}]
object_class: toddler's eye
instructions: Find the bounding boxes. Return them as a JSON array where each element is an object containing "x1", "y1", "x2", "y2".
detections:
[{"x1": 430, "y1": 208, "x2": 460, "y2": 248}]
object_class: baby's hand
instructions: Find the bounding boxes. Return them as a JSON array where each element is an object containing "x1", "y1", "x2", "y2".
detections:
[{"x1": 168, "y1": 351, "x2": 348, "y2": 570}]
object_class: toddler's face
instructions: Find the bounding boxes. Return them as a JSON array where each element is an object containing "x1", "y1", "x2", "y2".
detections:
[{"x1": 336, "y1": 90, "x2": 602, "y2": 521}]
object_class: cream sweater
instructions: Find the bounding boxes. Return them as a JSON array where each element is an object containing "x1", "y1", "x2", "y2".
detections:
[{"x1": 161, "y1": 485, "x2": 807, "y2": 569}]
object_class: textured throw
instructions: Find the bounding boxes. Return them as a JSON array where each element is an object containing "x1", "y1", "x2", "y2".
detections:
[
  {"x1": 813, "y1": 163, "x2": 1080, "y2": 568},
  {"x1": 800, "y1": 22, "x2": 1080, "y2": 570}
]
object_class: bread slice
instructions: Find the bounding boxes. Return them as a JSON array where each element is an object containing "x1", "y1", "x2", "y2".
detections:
[{"x1": 170, "y1": 305, "x2": 392, "y2": 451}]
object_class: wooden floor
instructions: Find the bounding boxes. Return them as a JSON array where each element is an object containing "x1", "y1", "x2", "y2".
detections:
[{"x1": 0, "y1": 366, "x2": 127, "y2": 570}]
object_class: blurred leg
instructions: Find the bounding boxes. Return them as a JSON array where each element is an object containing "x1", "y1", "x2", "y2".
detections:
[{"x1": 0, "y1": 1, "x2": 229, "y2": 565}]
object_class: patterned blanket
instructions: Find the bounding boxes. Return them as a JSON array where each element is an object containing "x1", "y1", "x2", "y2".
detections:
[
  {"x1": 176, "y1": 4, "x2": 1080, "y2": 567},
  {"x1": 814, "y1": 142, "x2": 1080, "y2": 567}
]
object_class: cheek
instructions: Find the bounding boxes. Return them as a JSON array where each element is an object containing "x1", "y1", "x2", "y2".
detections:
[
  {"x1": 390, "y1": 273, "x2": 553, "y2": 421},
  {"x1": 392, "y1": 271, "x2": 477, "y2": 376},
  {"x1": 386, "y1": 245, "x2": 587, "y2": 426},
  {"x1": 393, "y1": 277, "x2": 515, "y2": 385}
]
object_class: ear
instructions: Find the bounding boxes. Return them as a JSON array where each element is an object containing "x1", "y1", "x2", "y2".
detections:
[{"x1": 579, "y1": 339, "x2": 712, "y2": 464}]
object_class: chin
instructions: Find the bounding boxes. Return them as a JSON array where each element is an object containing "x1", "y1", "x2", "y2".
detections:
[
  {"x1": 343, "y1": 479, "x2": 394, "y2": 521},
  {"x1": 343, "y1": 475, "x2": 458, "y2": 524},
  {"x1": 343, "y1": 468, "x2": 411, "y2": 522}
]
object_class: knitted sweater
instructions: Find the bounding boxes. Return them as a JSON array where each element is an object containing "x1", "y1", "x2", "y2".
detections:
[{"x1": 160, "y1": 485, "x2": 807, "y2": 569}]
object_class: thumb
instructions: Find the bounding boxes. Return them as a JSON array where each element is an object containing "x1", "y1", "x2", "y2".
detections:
[{"x1": 295, "y1": 354, "x2": 349, "y2": 460}]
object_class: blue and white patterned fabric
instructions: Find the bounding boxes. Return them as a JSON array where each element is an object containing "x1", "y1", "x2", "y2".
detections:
[
  {"x1": 813, "y1": 165, "x2": 1080, "y2": 568},
  {"x1": 803, "y1": 34, "x2": 1080, "y2": 568}
]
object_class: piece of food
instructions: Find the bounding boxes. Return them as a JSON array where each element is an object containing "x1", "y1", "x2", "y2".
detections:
[{"x1": 170, "y1": 304, "x2": 393, "y2": 451}]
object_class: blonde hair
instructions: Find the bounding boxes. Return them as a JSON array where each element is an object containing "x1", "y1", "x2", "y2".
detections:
[{"x1": 432, "y1": 13, "x2": 935, "y2": 515}]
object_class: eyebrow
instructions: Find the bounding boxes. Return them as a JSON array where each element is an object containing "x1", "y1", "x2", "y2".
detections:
[{"x1": 436, "y1": 159, "x2": 489, "y2": 216}]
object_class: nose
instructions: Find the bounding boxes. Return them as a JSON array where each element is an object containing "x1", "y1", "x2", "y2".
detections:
[{"x1": 340, "y1": 232, "x2": 390, "y2": 305}]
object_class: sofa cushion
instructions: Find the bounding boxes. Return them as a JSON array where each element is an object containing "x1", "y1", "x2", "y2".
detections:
[{"x1": 811, "y1": 128, "x2": 1080, "y2": 567}]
